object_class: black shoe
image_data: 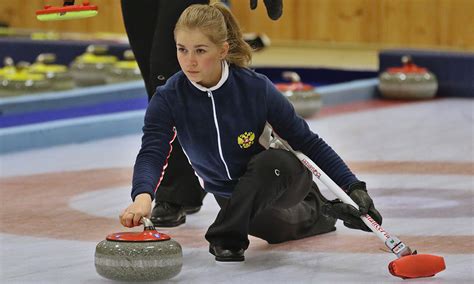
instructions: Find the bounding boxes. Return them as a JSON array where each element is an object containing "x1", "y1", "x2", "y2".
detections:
[
  {"x1": 183, "y1": 205, "x2": 201, "y2": 215},
  {"x1": 150, "y1": 201, "x2": 186, "y2": 227},
  {"x1": 209, "y1": 244, "x2": 245, "y2": 262}
]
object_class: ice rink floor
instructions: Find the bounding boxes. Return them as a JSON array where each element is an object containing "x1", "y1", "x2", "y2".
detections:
[{"x1": 1, "y1": 98, "x2": 473, "y2": 283}]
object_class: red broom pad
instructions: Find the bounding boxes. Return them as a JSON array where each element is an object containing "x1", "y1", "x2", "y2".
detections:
[{"x1": 389, "y1": 254, "x2": 446, "y2": 279}]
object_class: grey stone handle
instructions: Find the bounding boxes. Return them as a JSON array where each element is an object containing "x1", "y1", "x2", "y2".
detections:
[{"x1": 141, "y1": 217, "x2": 155, "y2": 230}]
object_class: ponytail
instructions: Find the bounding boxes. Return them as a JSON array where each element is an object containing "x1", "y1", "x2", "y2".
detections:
[
  {"x1": 211, "y1": 3, "x2": 252, "y2": 68},
  {"x1": 175, "y1": 3, "x2": 252, "y2": 68}
]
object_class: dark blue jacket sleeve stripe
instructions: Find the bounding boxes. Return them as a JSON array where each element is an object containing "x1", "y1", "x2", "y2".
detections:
[{"x1": 131, "y1": 91, "x2": 176, "y2": 200}]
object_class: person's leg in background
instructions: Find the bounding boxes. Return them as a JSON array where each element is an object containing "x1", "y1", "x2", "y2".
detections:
[
  {"x1": 120, "y1": 0, "x2": 158, "y2": 99},
  {"x1": 205, "y1": 149, "x2": 336, "y2": 261},
  {"x1": 121, "y1": 0, "x2": 208, "y2": 227}
]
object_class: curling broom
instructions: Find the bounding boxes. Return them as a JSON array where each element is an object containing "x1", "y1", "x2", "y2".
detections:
[
  {"x1": 36, "y1": 1, "x2": 98, "y2": 21},
  {"x1": 259, "y1": 124, "x2": 446, "y2": 279}
]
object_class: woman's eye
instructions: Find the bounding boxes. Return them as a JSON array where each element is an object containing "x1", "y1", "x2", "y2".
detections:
[
  {"x1": 177, "y1": 47, "x2": 187, "y2": 53},
  {"x1": 196, "y1": 49, "x2": 206, "y2": 54}
]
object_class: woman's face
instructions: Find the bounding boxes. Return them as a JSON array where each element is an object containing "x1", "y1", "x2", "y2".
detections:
[{"x1": 176, "y1": 29, "x2": 229, "y2": 88}]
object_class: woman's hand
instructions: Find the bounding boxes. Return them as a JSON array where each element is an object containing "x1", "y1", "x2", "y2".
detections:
[
  {"x1": 321, "y1": 182, "x2": 383, "y2": 232},
  {"x1": 119, "y1": 193, "x2": 152, "y2": 228}
]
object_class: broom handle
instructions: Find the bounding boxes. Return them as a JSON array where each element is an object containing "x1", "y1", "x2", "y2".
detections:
[
  {"x1": 274, "y1": 137, "x2": 412, "y2": 258},
  {"x1": 293, "y1": 150, "x2": 387, "y2": 240}
]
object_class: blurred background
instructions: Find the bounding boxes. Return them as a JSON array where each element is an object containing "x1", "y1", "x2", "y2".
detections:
[
  {"x1": 1, "y1": 0, "x2": 473, "y2": 50},
  {"x1": 0, "y1": 0, "x2": 473, "y2": 150}
]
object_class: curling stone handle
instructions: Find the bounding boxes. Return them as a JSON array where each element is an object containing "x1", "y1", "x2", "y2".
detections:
[
  {"x1": 63, "y1": 0, "x2": 75, "y2": 6},
  {"x1": 4, "y1": 57, "x2": 14, "y2": 67},
  {"x1": 401, "y1": 55, "x2": 413, "y2": 65},
  {"x1": 140, "y1": 217, "x2": 156, "y2": 231},
  {"x1": 282, "y1": 71, "x2": 301, "y2": 83}
]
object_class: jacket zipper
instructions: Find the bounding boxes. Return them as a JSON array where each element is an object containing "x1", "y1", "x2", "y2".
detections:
[{"x1": 208, "y1": 91, "x2": 232, "y2": 180}]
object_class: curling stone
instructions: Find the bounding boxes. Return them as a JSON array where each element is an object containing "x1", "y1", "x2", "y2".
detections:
[
  {"x1": 276, "y1": 71, "x2": 322, "y2": 118},
  {"x1": 0, "y1": 61, "x2": 51, "y2": 97},
  {"x1": 95, "y1": 217, "x2": 182, "y2": 281},
  {"x1": 70, "y1": 44, "x2": 117, "y2": 86},
  {"x1": 379, "y1": 55, "x2": 438, "y2": 99},
  {"x1": 106, "y1": 49, "x2": 142, "y2": 84},
  {"x1": 36, "y1": 1, "x2": 99, "y2": 22},
  {"x1": 0, "y1": 57, "x2": 15, "y2": 80},
  {"x1": 30, "y1": 53, "x2": 75, "y2": 91}
]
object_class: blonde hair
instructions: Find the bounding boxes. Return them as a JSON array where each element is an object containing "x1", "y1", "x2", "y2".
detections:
[{"x1": 174, "y1": 3, "x2": 252, "y2": 68}]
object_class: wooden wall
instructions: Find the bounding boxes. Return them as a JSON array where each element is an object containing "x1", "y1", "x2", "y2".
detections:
[
  {"x1": 232, "y1": 0, "x2": 474, "y2": 49},
  {"x1": 1, "y1": 0, "x2": 473, "y2": 49}
]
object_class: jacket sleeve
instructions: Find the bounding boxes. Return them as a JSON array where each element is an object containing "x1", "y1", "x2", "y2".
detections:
[
  {"x1": 131, "y1": 91, "x2": 176, "y2": 200},
  {"x1": 264, "y1": 78, "x2": 359, "y2": 190}
]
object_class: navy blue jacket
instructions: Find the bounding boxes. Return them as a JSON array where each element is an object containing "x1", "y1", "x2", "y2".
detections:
[{"x1": 131, "y1": 63, "x2": 359, "y2": 200}]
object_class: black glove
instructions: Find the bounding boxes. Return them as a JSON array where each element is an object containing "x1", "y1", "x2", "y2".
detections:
[
  {"x1": 250, "y1": 0, "x2": 283, "y2": 21},
  {"x1": 322, "y1": 181, "x2": 382, "y2": 232}
]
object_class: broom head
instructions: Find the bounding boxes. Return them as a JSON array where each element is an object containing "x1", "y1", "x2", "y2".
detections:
[
  {"x1": 388, "y1": 254, "x2": 446, "y2": 279},
  {"x1": 36, "y1": 2, "x2": 98, "y2": 21}
]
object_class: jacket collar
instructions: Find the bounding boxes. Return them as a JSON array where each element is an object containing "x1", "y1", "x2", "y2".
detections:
[{"x1": 189, "y1": 60, "x2": 229, "y2": 92}]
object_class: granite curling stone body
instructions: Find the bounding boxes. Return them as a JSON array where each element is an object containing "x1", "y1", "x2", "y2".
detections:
[
  {"x1": 378, "y1": 55, "x2": 438, "y2": 99},
  {"x1": 275, "y1": 71, "x2": 322, "y2": 118},
  {"x1": 95, "y1": 217, "x2": 182, "y2": 281}
]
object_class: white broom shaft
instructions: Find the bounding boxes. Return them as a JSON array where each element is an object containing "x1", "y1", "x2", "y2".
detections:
[{"x1": 292, "y1": 151, "x2": 389, "y2": 243}]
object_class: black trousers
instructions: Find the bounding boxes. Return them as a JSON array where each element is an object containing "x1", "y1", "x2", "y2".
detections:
[
  {"x1": 121, "y1": 0, "x2": 208, "y2": 206},
  {"x1": 205, "y1": 149, "x2": 337, "y2": 249}
]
